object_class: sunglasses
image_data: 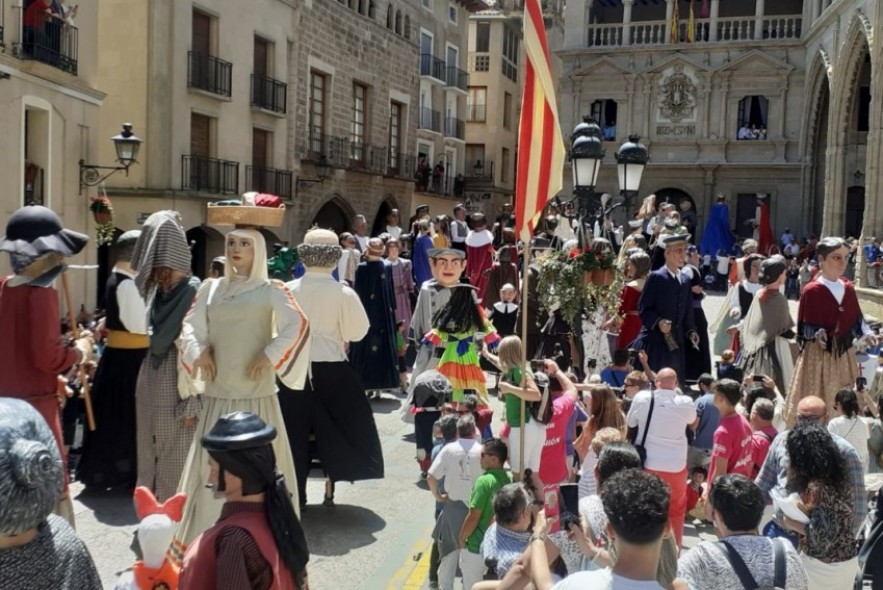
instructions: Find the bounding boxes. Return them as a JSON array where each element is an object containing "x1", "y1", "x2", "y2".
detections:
[{"x1": 795, "y1": 413, "x2": 824, "y2": 424}]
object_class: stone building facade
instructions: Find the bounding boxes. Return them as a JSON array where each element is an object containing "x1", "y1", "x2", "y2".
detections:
[{"x1": 0, "y1": 0, "x2": 105, "y2": 304}]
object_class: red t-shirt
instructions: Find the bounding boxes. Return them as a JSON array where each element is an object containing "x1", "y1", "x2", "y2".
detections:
[
  {"x1": 750, "y1": 425, "x2": 778, "y2": 478},
  {"x1": 539, "y1": 393, "x2": 577, "y2": 486},
  {"x1": 708, "y1": 413, "x2": 753, "y2": 484}
]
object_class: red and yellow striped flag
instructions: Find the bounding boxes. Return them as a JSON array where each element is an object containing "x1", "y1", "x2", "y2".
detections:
[
  {"x1": 687, "y1": 0, "x2": 695, "y2": 42},
  {"x1": 515, "y1": 0, "x2": 566, "y2": 243},
  {"x1": 670, "y1": 0, "x2": 680, "y2": 43}
]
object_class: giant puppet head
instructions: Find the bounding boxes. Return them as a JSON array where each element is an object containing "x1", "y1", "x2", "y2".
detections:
[
  {"x1": 428, "y1": 247, "x2": 466, "y2": 288},
  {"x1": 297, "y1": 228, "x2": 342, "y2": 273},
  {"x1": 0, "y1": 205, "x2": 88, "y2": 286}
]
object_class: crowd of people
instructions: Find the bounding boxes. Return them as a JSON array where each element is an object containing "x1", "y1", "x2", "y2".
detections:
[{"x1": 2, "y1": 193, "x2": 883, "y2": 590}]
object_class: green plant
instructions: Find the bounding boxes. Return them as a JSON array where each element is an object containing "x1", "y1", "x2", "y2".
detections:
[{"x1": 535, "y1": 245, "x2": 623, "y2": 322}]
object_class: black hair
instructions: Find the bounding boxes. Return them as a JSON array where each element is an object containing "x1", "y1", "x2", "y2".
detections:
[
  {"x1": 697, "y1": 373, "x2": 715, "y2": 387},
  {"x1": 834, "y1": 388, "x2": 859, "y2": 419},
  {"x1": 709, "y1": 474, "x2": 765, "y2": 532},
  {"x1": 493, "y1": 483, "x2": 529, "y2": 526},
  {"x1": 817, "y1": 237, "x2": 847, "y2": 259},
  {"x1": 690, "y1": 465, "x2": 708, "y2": 478},
  {"x1": 612, "y1": 349, "x2": 630, "y2": 366},
  {"x1": 431, "y1": 287, "x2": 484, "y2": 334},
  {"x1": 596, "y1": 442, "x2": 642, "y2": 487},
  {"x1": 712, "y1": 378, "x2": 742, "y2": 407},
  {"x1": 600, "y1": 469, "x2": 670, "y2": 545},
  {"x1": 743, "y1": 384, "x2": 774, "y2": 416},
  {"x1": 482, "y1": 437, "x2": 509, "y2": 465},
  {"x1": 786, "y1": 424, "x2": 847, "y2": 494},
  {"x1": 742, "y1": 254, "x2": 764, "y2": 278}
]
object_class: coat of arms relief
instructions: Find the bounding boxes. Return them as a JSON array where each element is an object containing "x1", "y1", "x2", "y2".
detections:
[{"x1": 658, "y1": 64, "x2": 697, "y2": 123}]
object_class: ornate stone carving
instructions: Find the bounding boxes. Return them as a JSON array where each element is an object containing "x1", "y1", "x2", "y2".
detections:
[{"x1": 658, "y1": 64, "x2": 697, "y2": 123}]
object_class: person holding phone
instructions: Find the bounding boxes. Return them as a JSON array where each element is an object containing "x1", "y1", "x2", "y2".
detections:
[{"x1": 827, "y1": 388, "x2": 871, "y2": 474}]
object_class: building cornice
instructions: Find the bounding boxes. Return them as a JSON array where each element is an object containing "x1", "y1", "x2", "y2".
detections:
[{"x1": 0, "y1": 56, "x2": 105, "y2": 105}]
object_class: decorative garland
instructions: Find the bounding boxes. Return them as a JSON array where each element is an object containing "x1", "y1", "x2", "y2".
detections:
[
  {"x1": 89, "y1": 196, "x2": 115, "y2": 246},
  {"x1": 535, "y1": 245, "x2": 623, "y2": 323}
]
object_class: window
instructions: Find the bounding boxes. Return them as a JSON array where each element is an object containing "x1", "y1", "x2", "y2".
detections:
[
  {"x1": 857, "y1": 86, "x2": 871, "y2": 132},
  {"x1": 387, "y1": 5, "x2": 393, "y2": 28},
  {"x1": 590, "y1": 100, "x2": 618, "y2": 141},
  {"x1": 501, "y1": 147, "x2": 511, "y2": 184},
  {"x1": 254, "y1": 37, "x2": 270, "y2": 77},
  {"x1": 351, "y1": 84, "x2": 367, "y2": 162},
  {"x1": 309, "y1": 71, "x2": 327, "y2": 154},
  {"x1": 466, "y1": 144, "x2": 486, "y2": 176},
  {"x1": 389, "y1": 101, "x2": 403, "y2": 171},
  {"x1": 404, "y1": 15, "x2": 411, "y2": 39},
  {"x1": 252, "y1": 128, "x2": 270, "y2": 169},
  {"x1": 467, "y1": 87, "x2": 487, "y2": 122},
  {"x1": 475, "y1": 23, "x2": 490, "y2": 53},
  {"x1": 192, "y1": 10, "x2": 212, "y2": 55},
  {"x1": 395, "y1": 10, "x2": 402, "y2": 34},
  {"x1": 191, "y1": 113, "x2": 212, "y2": 156},
  {"x1": 449, "y1": 4, "x2": 457, "y2": 22},
  {"x1": 369, "y1": 0, "x2": 376, "y2": 18},
  {"x1": 736, "y1": 96, "x2": 769, "y2": 140},
  {"x1": 502, "y1": 25, "x2": 519, "y2": 82},
  {"x1": 422, "y1": 0, "x2": 430, "y2": 8},
  {"x1": 503, "y1": 92, "x2": 513, "y2": 129}
]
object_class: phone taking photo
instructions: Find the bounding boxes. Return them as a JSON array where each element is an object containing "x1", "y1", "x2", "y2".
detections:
[{"x1": 856, "y1": 376, "x2": 867, "y2": 391}]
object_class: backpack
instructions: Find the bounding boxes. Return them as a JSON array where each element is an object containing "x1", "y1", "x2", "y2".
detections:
[{"x1": 712, "y1": 538, "x2": 787, "y2": 590}]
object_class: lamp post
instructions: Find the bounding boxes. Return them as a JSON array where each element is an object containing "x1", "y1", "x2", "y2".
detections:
[
  {"x1": 615, "y1": 134, "x2": 650, "y2": 212},
  {"x1": 294, "y1": 156, "x2": 331, "y2": 200},
  {"x1": 79, "y1": 123, "x2": 143, "y2": 193}
]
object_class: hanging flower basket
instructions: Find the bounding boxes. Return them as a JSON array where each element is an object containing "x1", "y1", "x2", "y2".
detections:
[
  {"x1": 591, "y1": 268, "x2": 615, "y2": 286},
  {"x1": 93, "y1": 210, "x2": 112, "y2": 225},
  {"x1": 537, "y1": 245, "x2": 621, "y2": 321},
  {"x1": 89, "y1": 196, "x2": 115, "y2": 246}
]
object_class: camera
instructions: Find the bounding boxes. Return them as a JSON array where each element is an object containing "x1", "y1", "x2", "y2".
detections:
[
  {"x1": 530, "y1": 359, "x2": 546, "y2": 372},
  {"x1": 856, "y1": 376, "x2": 867, "y2": 391},
  {"x1": 752, "y1": 375, "x2": 766, "y2": 383}
]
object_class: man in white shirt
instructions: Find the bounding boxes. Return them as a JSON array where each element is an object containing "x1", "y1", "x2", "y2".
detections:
[
  {"x1": 352, "y1": 214, "x2": 369, "y2": 251},
  {"x1": 531, "y1": 469, "x2": 671, "y2": 590},
  {"x1": 429, "y1": 414, "x2": 484, "y2": 590},
  {"x1": 450, "y1": 204, "x2": 469, "y2": 253},
  {"x1": 626, "y1": 368, "x2": 696, "y2": 547}
]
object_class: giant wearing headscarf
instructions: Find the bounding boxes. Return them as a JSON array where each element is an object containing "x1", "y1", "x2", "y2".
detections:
[
  {"x1": 174, "y1": 227, "x2": 310, "y2": 555},
  {"x1": 130, "y1": 211, "x2": 202, "y2": 504},
  {"x1": 180, "y1": 411, "x2": 309, "y2": 590}
]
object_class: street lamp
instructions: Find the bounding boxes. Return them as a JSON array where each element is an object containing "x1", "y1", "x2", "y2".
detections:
[
  {"x1": 473, "y1": 159, "x2": 484, "y2": 177},
  {"x1": 79, "y1": 123, "x2": 144, "y2": 193},
  {"x1": 294, "y1": 156, "x2": 331, "y2": 200},
  {"x1": 569, "y1": 118, "x2": 605, "y2": 220},
  {"x1": 615, "y1": 134, "x2": 650, "y2": 210}
]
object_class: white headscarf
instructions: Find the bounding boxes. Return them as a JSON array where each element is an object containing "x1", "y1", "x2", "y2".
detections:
[{"x1": 218, "y1": 229, "x2": 268, "y2": 299}]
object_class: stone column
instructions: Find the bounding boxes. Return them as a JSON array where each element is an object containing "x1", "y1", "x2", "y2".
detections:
[
  {"x1": 709, "y1": 0, "x2": 720, "y2": 41},
  {"x1": 812, "y1": 0, "x2": 822, "y2": 23},
  {"x1": 754, "y1": 0, "x2": 765, "y2": 41},
  {"x1": 622, "y1": 0, "x2": 634, "y2": 46},
  {"x1": 564, "y1": 0, "x2": 588, "y2": 48},
  {"x1": 665, "y1": 0, "x2": 675, "y2": 44}
]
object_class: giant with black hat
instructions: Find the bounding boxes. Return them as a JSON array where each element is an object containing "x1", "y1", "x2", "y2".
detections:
[{"x1": 180, "y1": 411, "x2": 309, "y2": 590}]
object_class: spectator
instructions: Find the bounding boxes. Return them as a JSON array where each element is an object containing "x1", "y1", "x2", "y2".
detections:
[
  {"x1": 480, "y1": 484, "x2": 534, "y2": 580},
  {"x1": 599, "y1": 349, "x2": 631, "y2": 389},
  {"x1": 716, "y1": 349, "x2": 742, "y2": 382},
  {"x1": 575, "y1": 386, "x2": 627, "y2": 498},
  {"x1": 352, "y1": 214, "x2": 369, "y2": 251},
  {"x1": 749, "y1": 397, "x2": 778, "y2": 478},
  {"x1": 676, "y1": 474, "x2": 808, "y2": 590},
  {"x1": 430, "y1": 413, "x2": 483, "y2": 590},
  {"x1": 433, "y1": 215, "x2": 452, "y2": 249},
  {"x1": 780, "y1": 228, "x2": 795, "y2": 248},
  {"x1": 827, "y1": 388, "x2": 870, "y2": 474},
  {"x1": 385, "y1": 208, "x2": 403, "y2": 239},
  {"x1": 531, "y1": 469, "x2": 671, "y2": 590},
  {"x1": 538, "y1": 359, "x2": 580, "y2": 488},
  {"x1": 869, "y1": 397, "x2": 883, "y2": 474},
  {"x1": 0, "y1": 397, "x2": 102, "y2": 589},
  {"x1": 706, "y1": 379, "x2": 754, "y2": 491},
  {"x1": 621, "y1": 370, "x2": 649, "y2": 412},
  {"x1": 781, "y1": 424, "x2": 859, "y2": 587},
  {"x1": 754, "y1": 395, "x2": 866, "y2": 540},
  {"x1": 739, "y1": 376, "x2": 786, "y2": 432},
  {"x1": 685, "y1": 466, "x2": 708, "y2": 520},
  {"x1": 688, "y1": 373, "x2": 720, "y2": 471},
  {"x1": 458, "y1": 437, "x2": 512, "y2": 590},
  {"x1": 336, "y1": 232, "x2": 359, "y2": 286},
  {"x1": 626, "y1": 368, "x2": 696, "y2": 547},
  {"x1": 427, "y1": 414, "x2": 459, "y2": 589},
  {"x1": 450, "y1": 204, "x2": 469, "y2": 253}
]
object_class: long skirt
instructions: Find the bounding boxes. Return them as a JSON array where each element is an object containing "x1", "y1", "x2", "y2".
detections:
[
  {"x1": 278, "y1": 361, "x2": 385, "y2": 503},
  {"x1": 741, "y1": 337, "x2": 794, "y2": 394},
  {"x1": 785, "y1": 344, "x2": 857, "y2": 427},
  {"x1": 171, "y1": 393, "x2": 299, "y2": 555},
  {"x1": 135, "y1": 351, "x2": 195, "y2": 503},
  {"x1": 77, "y1": 346, "x2": 146, "y2": 489},
  {"x1": 801, "y1": 555, "x2": 858, "y2": 590}
]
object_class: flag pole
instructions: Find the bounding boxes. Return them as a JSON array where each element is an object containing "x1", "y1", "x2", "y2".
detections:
[{"x1": 518, "y1": 240, "x2": 532, "y2": 481}]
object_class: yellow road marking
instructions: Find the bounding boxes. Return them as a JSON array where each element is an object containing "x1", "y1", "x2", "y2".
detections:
[{"x1": 387, "y1": 530, "x2": 433, "y2": 590}]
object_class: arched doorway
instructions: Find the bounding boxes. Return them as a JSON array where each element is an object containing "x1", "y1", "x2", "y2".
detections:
[
  {"x1": 809, "y1": 75, "x2": 830, "y2": 236},
  {"x1": 652, "y1": 188, "x2": 698, "y2": 235},
  {"x1": 186, "y1": 226, "x2": 225, "y2": 279},
  {"x1": 95, "y1": 227, "x2": 125, "y2": 309},
  {"x1": 371, "y1": 196, "x2": 398, "y2": 237},
  {"x1": 845, "y1": 186, "x2": 865, "y2": 239},
  {"x1": 312, "y1": 198, "x2": 352, "y2": 236}
]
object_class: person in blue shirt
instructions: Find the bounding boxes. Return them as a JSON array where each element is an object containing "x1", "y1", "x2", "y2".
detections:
[
  {"x1": 599, "y1": 349, "x2": 631, "y2": 389},
  {"x1": 864, "y1": 238, "x2": 880, "y2": 288},
  {"x1": 687, "y1": 373, "x2": 719, "y2": 471}
]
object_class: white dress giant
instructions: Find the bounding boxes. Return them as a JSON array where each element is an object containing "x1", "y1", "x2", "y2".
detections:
[{"x1": 172, "y1": 276, "x2": 310, "y2": 554}]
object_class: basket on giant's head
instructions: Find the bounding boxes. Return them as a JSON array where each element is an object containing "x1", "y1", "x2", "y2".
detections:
[{"x1": 207, "y1": 192, "x2": 285, "y2": 228}]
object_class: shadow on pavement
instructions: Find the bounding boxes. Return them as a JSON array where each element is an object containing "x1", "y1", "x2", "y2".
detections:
[
  {"x1": 74, "y1": 486, "x2": 139, "y2": 527},
  {"x1": 369, "y1": 396, "x2": 404, "y2": 414},
  {"x1": 301, "y1": 504, "x2": 387, "y2": 557}
]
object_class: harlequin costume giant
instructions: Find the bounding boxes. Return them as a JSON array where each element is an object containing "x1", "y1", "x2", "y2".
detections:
[{"x1": 0, "y1": 205, "x2": 93, "y2": 526}]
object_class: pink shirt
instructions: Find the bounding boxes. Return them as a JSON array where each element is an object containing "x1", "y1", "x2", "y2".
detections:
[
  {"x1": 539, "y1": 393, "x2": 577, "y2": 485},
  {"x1": 709, "y1": 413, "x2": 754, "y2": 484}
]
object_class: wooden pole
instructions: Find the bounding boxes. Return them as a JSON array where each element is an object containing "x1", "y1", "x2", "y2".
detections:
[
  {"x1": 518, "y1": 242, "x2": 533, "y2": 479},
  {"x1": 61, "y1": 272, "x2": 96, "y2": 431}
]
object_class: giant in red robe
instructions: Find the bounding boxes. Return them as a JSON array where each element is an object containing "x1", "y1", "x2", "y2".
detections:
[{"x1": 466, "y1": 229, "x2": 495, "y2": 302}]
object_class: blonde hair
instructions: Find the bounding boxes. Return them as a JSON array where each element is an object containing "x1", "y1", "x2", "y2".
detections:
[
  {"x1": 497, "y1": 335, "x2": 524, "y2": 373},
  {"x1": 587, "y1": 385, "x2": 628, "y2": 439},
  {"x1": 590, "y1": 426, "x2": 624, "y2": 456},
  {"x1": 721, "y1": 349, "x2": 735, "y2": 363}
]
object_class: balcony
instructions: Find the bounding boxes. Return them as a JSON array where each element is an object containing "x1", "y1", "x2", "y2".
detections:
[
  {"x1": 415, "y1": 173, "x2": 460, "y2": 197},
  {"x1": 444, "y1": 117, "x2": 465, "y2": 140},
  {"x1": 20, "y1": 21, "x2": 78, "y2": 75},
  {"x1": 465, "y1": 159, "x2": 494, "y2": 181},
  {"x1": 419, "y1": 108, "x2": 442, "y2": 133},
  {"x1": 306, "y1": 126, "x2": 327, "y2": 158},
  {"x1": 250, "y1": 74, "x2": 287, "y2": 114},
  {"x1": 387, "y1": 149, "x2": 416, "y2": 180},
  {"x1": 187, "y1": 51, "x2": 232, "y2": 97},
  {"x1": 587, "y1": 14, "x2": 802, "y2": 48},
  {"x1": 181, "y1": 155, "x2": 239, "y2": 194},
  {"x1": 445, "y1": 66, "x2": 468, "y2": 91},
  {"x1": 246, "y1": 165, "x2": 293, "y2": 201},
  {"x1": 420, "y1": 53, "x2": 446, "y2": 81}
]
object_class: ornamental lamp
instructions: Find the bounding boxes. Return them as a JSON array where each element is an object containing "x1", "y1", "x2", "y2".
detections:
[
  {"x1": 615, "y1": 134, "x2": 650, "y2": 199},
  {"x1": 569, "y1": 119, "x2": 604, "y2": 192},
  {"x1": 111, "y1": 123, "x2": 143, "y2": 167}
]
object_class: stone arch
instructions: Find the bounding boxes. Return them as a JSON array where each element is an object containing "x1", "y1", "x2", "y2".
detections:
[
  {"x1": 823, "y1": 16, "x2": 873, "y2": 236},
  {"x1": 386, "y1": 4, "x2": 393, "y2": 28},
  {"x1": 310, "y1": 194, "x2": 356, "y2": 236},
  {"x1": 404, "y1": 15, "x2": 411, "y2": 40},
  {"x1": 651, "y1": 187, "x2": 700, "y2": 236},
  {"x1": 186, "y1": 225, "x2": 225, "y2": 279},
  {"x1": 803, "y1": 53, "x2": 832, "y2": 237},
  {"x1": 258, "y1": 228, "x2": 283, "y2": 248},
  {"x1": 395, "y1": 10, "x2": 402, "y2": 35},
  {"x1": 371, "y1": 195, "x2": 400, "y2": 236}
]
